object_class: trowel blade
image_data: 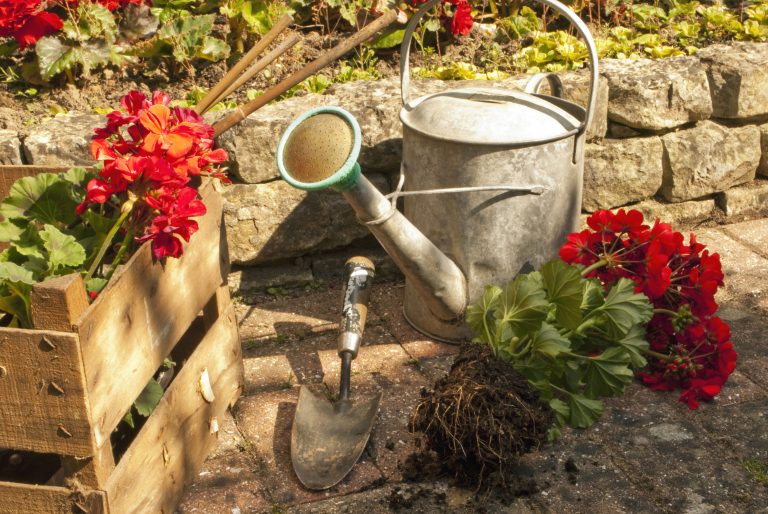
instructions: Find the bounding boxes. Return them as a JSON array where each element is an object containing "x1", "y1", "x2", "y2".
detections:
[{"x1": 291, "y1": 386, "x2": 382, "y2": 490}]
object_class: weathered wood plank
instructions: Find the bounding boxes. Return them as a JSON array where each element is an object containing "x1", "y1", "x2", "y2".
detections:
[
  {"x1": 105, "y1": 303, "x2": 243, "y2": 514},
  {"x1": 0, "y1": 482, "x2": 107, "y2": 514},
  {"x1": 75, "y1": 183, "x2": 227, "y2": 448},
  {"x1": 31, "y1": 274, "x2": 90, "y2": 333},
  {"x1": 0, "y1": 329, "x2": 94, "y2": 457}
]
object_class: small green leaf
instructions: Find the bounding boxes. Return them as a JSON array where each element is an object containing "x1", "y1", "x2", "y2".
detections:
[
  {"x1": 616, "y1": 324, "x2": 650, "y2": 369},
  {"x1": 36, "y1": 37, "x2": 81, "y2": 81},
  {"x1": 134, "y1": 378, "x2": 165, "y2": 417},
  {"x1": 0, "y1": 220, "x2": 24, "y2": 243},
  {"x1": 370, "y1": 29, "x2": 406, "y2": 49},
  {"x1": 530, "y1": 322, "x2": 571, "y2": 358},
  {"x1": 583, "y1": 347, "x2": 634, "y2": 397},
  {"x1": 196, "y1": 36, "x2": 230, "y2": 61},
  {"x1": 0, "y1": 261, "x2": 35, "y2": 284},
  {"x1": 466, "y1": 284, "x2": 502, "y2": 344},
  {"x1": 495, "y1": 273, "x2": 549, "y2": 336},
  {"x1": 123, "y1": 409, "x2": 135, "y2": 429},
  {"x1": 541, "y1": 259, "x2": 584, "y2": 329},
  {"x1": 85, "y1": 277, "x2": 108, "y2": 296},
  {"x1": 549, "y1": 397, "x2": 570, "y2": 427},
  {"x1": 40, "y1": 225, "x2": 86, "y2": 271},
  {"x1": 580, "y1": 277, "x2": 604, "y2": 314},
  {"x1": 594, "y1": 278, "x2": 653, "y2": 339},
  {"x1": 568, "y1": 393, "x2": 604, "y2": 428}
]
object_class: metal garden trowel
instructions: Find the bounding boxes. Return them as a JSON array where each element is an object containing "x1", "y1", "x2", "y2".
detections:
[{"x1": 291, "y1": 256, "x2": 382, "y2": 490}]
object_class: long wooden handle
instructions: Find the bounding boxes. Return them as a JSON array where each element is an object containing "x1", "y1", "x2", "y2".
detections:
[
  {"x1": 195, "y1": 13, "x2": 293, "y2": 114},
  {"x1": 213, "y1": 9, "x2": 400, "y2": 137},
  {"x1": 209, "y1": 33, "x2": 301, "y2": 109}
]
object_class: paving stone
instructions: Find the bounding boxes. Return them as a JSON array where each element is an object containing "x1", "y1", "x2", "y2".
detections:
[
  {"x1": 176, "y1": 450, "x2": 273, "y2": 514},
  {"x1": 233, "y1": 389, "x2": 384, "y2": 507},
  {"x1": 695, "y1": 228, "x2": 768, "y2": 312},
  {"x1": 208, "y1": 408, "x2": 247, "y2": 460}
]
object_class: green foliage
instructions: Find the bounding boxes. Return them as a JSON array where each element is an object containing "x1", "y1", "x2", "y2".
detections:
[
  {"x1": 335, "y1": 46, "x2": 380, "y2": 83},
  {"x1": 139, "y1": 12, "x2": 229, "y2": 67},
  {"x1": 35, "y1": 2, "x2": 126, "y2": 81},
  {"x1": 0, "y1": 170, "x2": 107, "y2": 327},
  {"x1": 467, "y1": 259, "x2": 653, "y2": 431}
]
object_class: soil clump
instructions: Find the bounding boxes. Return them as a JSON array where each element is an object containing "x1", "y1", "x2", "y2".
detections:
[{"x1": 406, "y1": 343, "x2": 553, "y2": 493}]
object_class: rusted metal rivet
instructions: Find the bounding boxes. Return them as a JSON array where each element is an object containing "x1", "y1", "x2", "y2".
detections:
[
  {"x1": 57, "y1": 424, "x2": 73, "y2": 438},
  {"x1": 0, "y1": 365, "x2": 7, "y2": 379},
  {"x1": 48, "y1": 381, "x2": 65, "y2": 396}
]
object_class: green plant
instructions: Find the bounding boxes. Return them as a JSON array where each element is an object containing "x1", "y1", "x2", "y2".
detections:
[
  {"x1": 466, "y1": 259, "x2": 653, "y2": 434},
  {"x1": 35, "y1": 2, "x2": 127, "y2": 82},
  {"x1": 0, "y1": 169, "x2": 105, "y2": 327},
  {"x1": 335, "y1": 45, "x2": 380, "y2": 82}
]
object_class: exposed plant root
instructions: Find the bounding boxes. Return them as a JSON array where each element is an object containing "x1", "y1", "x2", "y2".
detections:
[{"x1": 408, "y1": 343, "x2": 553, "y2": 490}]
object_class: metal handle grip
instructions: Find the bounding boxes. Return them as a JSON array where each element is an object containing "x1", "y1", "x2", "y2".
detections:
[
  {"x1": 338, "y1": 256, "x2": 375, "y2": 359},
  {"x1": 399, "y1": 0, "x2": 598, "y2": 134}
]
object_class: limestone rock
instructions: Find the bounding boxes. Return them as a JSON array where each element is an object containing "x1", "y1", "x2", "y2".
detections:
[
  {"x1": 228, "y1": 264, "x2": 314, "y2": 296},
  {"x1": 759, "y1": 122, "x2": 768, "y2": 178},
  {"x1": 660, "y1": 121, "x2": 760, "y2": 202},
  {"x1": 631, "y1": 198, "x2": 716, "y2": 226},
  {"x1": 717, "y1": 181, "x2": 768, "y2": 219},
  {"x1": 601, "y1": 57, "x2": 712, "y2": 131},
  {"x1": 23, "y1": 113, "x2": 102, "y2": 166},
  {"x1": 0, "y1": 130, "x2": 22, "y2": 165},
  {"x1": 223, "y1": 173, "x2": 391, "y2": 265},
  {"x1": 698, "y1": 42, "x2": 768, "y2": 119},
  {"x1": 583, "y1": 137, "x2": 663, "y2": 211}
]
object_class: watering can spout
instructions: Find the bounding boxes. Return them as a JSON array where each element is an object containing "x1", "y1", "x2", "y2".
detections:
[{"x1": 277, "y1": 107, "x2": 468, "y2": 322}]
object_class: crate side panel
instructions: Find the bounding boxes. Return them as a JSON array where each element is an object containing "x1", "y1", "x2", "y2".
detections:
[
  {"x1": 105, "y1": 303, "x2": 242, "y2": 514},
  {"x1": 76, "y1": 186, "x2": 226, "y2": 447},
  {"x1": 0, "y1": 329, "x2": 94, "y2": 457},
  {"x1": 0, "y1": 481, "x2": 108, "y2": 514}
]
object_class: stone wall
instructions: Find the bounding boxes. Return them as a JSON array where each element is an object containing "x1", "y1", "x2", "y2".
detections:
[{"x1": 2, "y1": 42, "x2": 767, "y2": 292}]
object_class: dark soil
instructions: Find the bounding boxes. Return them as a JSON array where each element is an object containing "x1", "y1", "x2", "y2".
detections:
[{"x1": 405, "y1": 343, "x2": 554, "y2": 493}]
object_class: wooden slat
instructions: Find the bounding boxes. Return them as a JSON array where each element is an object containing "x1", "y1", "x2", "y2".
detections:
[
  {"x1": 74, "y1": 184, "x2": 227, "y2": 447},
  {"x1": 105, "y1": 303, "x2": 243, "y2": 514},
  {"x1": 0, "y1": 329, "x2": 94, "y2": 457},
  {"x1": 31, "y1": 274, "x2": 89, "y2": 333},
  {"x1": 0, "y1": 482, "x2": 107, "y2": 514}
]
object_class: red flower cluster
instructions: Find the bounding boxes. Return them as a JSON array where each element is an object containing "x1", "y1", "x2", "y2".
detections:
[
  {"x1": 413, "y1": 0, "x2": 473, "y2": 36},
  {"x1": 560, "y1": 209, "x2": 736, "y2": 409},
  {"x1": 79, "y1": 90, "x2": 228, "y2": 259},
  {"x1": 0, "y1": 0, "x2": 147, "y2": 49},
  {"x1": 0, "y1": 0, "x2": 63, "y2": 49}
]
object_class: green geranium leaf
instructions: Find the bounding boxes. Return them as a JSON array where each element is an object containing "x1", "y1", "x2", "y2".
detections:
[
  {"x1": 40, "y1": 225, "x2": 86, "y2": 271},
  {"x1": 36, "y1": 37, "x2": 81, "y2": 81},
  {"x1": 134, "y1": 378, "x2": 165, "y2": 417},
  {"x1": 568, "y1": 393, "x2": 604, "y2": 428},
  {"x1": 85, "y1": 277, "x2": 108, "y2": 297},
  {"x1": 549, "y1": 397, "x2": 570, "y2": 427},
  {"x1": 617, "y1": 324, "x2": 650, "y2": 369},
  {"x1": 1, "y1": 173, "x2": 79, "y2": 226},
  {"x1": 495, "y1": 273, "x2": 549, "y2": 336},
  {"x1": 531, "y1": 321, "x2": 571, "y2": 358},
  {"x1": 123, "y1": 409, "x2": 135, "y2": 429},
  {"x1": 583, "y1": 346, "x2": 634, "y2": 397},
  {"x1": 580, "y1": 277, "x2": 605, "y2": 314},
  {"x1": 541, "y1": 259, "x2": 584, "y2": 329},
  {"x1": 0, "y1": 261, "x2": 35, "y2": 285},
  {"x1": 370, "y1": 29, "x2": 405, "y2": 49},
  {"x1": 13, "y1": 225, "x2": 45, "y2": 260},
  {"x1": 594, "y1": 278, "x2": 653, "y2": 339},
  {"x1": 466, "y1": 284, "x2": 502, "y2": 344},
  {"x1": 196, "y1": 36, "x2": 229, "y2": 61},
  {"x1": 0, "y1": 219, "x2": 24, "y2": 243},
  {"x1": 61, "y1": 167, "x2": 93, "y2": 188}
]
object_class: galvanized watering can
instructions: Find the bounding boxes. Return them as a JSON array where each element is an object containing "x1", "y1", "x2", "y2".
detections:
[{"x1": 277, "y1": 0, "x2": 598, "y2": 342}]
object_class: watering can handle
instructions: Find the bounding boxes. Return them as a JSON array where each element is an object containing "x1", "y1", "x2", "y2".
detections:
[{"x1": 399, "y1": 0, "x2": 599, "y2": 135}]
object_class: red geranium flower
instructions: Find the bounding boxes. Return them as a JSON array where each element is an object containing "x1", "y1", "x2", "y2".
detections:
[{"x1": 0, "y1": 0, "x2": 64, "y2": 49}]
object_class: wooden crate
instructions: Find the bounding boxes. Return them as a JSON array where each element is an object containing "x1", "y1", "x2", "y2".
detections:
[{"x1": 0, "y1": 168, "x2": 244, "y2": 514}]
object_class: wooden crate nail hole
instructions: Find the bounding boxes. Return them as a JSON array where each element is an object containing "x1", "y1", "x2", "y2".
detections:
[{"x1": 0, "y1": 448, "x2": 63, "y2": 485}]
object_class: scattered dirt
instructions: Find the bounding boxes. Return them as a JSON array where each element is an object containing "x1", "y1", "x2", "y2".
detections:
[{"x1": 405, "y1": 343, "x2": 553, "y2": 493}]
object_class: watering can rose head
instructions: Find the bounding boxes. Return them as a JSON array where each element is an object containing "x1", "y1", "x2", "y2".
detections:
[{"x1": 80, "y1": 89, "x2": 229, "y2": 260}]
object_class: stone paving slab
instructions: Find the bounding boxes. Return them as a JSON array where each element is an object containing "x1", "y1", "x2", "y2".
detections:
[{"x1": 178, "y1": 219, "x2": 768, "y2": 514}]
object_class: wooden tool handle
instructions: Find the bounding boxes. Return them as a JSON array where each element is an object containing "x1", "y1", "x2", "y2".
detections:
[
  {"x1": 213, "y1": 9, "x2": 399, "y2": 137},
  {"x1": 338, "y1": 256, "x2": 375, "y2": 359}
]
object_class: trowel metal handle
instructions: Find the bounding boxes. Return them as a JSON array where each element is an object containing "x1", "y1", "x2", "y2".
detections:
[{"x1": 338, "y1": 256, "x2": 375, "y2": 359}]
